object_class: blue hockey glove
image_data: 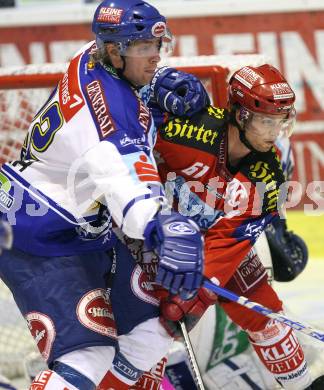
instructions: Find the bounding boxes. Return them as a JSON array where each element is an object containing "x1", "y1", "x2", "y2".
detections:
[
  {"x1": 265, "y1": 218, "x2": 308, "y2": 282},
  {"x1": 147, "y1": 99, "x2": 169, "y2": 128},
  {"x1": 144, "y1": 211, "x2": 204, "y2": 300},
  {"x1": 150, "y1": 67, "x2": 210, "y2": 117}
]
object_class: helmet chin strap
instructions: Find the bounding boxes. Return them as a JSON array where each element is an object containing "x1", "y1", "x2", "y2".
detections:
[
  {"x1": 116, "y1": 59, "x2": 144, "y2": 90},
  {"x1": 99, "y1": 40, "x2": 131, "y2": 85},
  {"x1": 238, "y1": 124, "x2": 260, "y2": 153},
  {"x1": 116, "y1": 55, "x2": 127, "y2": 79},
  {"x1": 231, "y1": 107, "x2": 267, "y2": 154},
  {"x1": 103, "y1": 57, "x2": 144, "y2": 91},
  {"x1": 115, "y1": 42, "x2": 143, "y2": 88},
  {"x1": 230, "y1": 111, "x2": 258, "y2": 153}
]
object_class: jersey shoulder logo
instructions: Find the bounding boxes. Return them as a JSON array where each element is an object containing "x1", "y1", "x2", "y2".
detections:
[
  {"x1": 243, "y1": 148, "x2": 285, "y2": 213},
  {"x1": 59, "y1": 53, "x2": 85, "y2": 123}
]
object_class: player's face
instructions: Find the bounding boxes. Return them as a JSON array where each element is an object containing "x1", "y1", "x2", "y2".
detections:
[
  {"x1": 245, "y1": 112, "x2": 289, "y2": 152},
  {"x1": 123, "y1": 39, "x2": 161, "y2": 86}
]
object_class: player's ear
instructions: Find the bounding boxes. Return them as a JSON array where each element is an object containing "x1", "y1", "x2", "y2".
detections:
[
  {"x1": 105, "y1": 43, "x2": 123, "y2": 69},
  {"x1": 235, "y1": 108, "x2": 243, "y2": 126}
]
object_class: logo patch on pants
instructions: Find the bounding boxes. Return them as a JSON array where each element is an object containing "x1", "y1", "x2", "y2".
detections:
[
  {"x1": 77, "y1": 288, "x2": 117, "y2": 338},
  {"x1": 231, "y1": 250, "x2": 267, "y2": 294},
  {"x1": 252, "y1": 327, "x2": 306, "y2": 375},
  {"x1": 26, "y1": 312, "x2": 56, "y2": 361},
  {"x1": 131, "y1": 265, "x2": 159, "y2": 306}
]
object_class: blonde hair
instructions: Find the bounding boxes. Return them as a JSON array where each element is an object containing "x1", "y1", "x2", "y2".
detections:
[{"x1": 90, "y1": 43, "x2": 112, "y2": 66}]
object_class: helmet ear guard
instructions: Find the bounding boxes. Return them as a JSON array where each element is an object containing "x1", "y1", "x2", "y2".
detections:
[{"x1": 238, "y1": 106, "x2": 251, "y2": 122}]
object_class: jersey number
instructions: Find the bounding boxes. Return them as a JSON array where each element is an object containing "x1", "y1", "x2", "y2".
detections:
[
  {"x1": 182, "y1": 162, "x2": 210, "y2": 178},
  {"x1": 22, "y1": 102, "x2": 63, "y2": 160}
]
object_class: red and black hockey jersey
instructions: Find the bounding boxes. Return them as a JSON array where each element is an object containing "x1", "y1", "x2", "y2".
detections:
[{"x1": 155, "y1": 105, "x2": 286, "y2": 286}]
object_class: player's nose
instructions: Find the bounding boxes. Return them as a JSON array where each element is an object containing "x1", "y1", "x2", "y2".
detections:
[{"x1": 150, "y1": 53, "x2": 161, "y2": 65}]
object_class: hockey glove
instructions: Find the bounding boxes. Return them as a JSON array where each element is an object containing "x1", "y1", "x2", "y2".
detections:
[
  {"x1": 150, "y1": 66, "x2": 210, "y2": 117},
  {"x1": 265, "y1": 218, "x2": 308, "y2": 282},
  {"x1": 144, "y1": 211, "x2": 204, "y2": 300},
  {"x1": 160, "y1": 287, "x2": 218, "y2": 338}
]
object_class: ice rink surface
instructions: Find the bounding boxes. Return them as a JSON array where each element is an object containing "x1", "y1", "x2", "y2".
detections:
[{"x1": 274, "y1": 259, "x2": 324, "y2": 328}]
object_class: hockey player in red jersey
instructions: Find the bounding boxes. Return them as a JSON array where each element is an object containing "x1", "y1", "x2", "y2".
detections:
[{"x1": 155, "y1": 64, "x2": 323, "y2": 389}]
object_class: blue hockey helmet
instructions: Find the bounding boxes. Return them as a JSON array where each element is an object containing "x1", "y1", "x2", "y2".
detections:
[{"x1": 92, "y1": 0, "x2": 173, "y2": 55}]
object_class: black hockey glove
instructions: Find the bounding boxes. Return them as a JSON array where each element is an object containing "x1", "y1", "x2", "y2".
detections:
[{"x1": 265, "y1": 218, "x2": 308, "y2": 282}]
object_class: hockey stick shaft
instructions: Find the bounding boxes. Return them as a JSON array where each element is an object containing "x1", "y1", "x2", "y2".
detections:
[
  {"x1": 203, "y1": 280, "x2": 324, "y2": 343},
  {"x1": 179, "y1": 320, "x2": 206, "y2": 390}
]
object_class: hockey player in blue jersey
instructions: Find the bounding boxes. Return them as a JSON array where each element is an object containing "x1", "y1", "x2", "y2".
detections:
[{"x1": 0, "y1": 1, "x2": 209, "y2": 389}]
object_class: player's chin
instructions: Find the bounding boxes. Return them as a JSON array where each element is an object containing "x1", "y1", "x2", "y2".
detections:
[
  {"x1": 256, "y1": 143, "x2": 273, "y2": 153},
  {"x1": 132, "y1": 74, "x2": 152, "y2": 87},
  {"x1": 143, "y1": 71, "x2": 155, "y2": 84}
]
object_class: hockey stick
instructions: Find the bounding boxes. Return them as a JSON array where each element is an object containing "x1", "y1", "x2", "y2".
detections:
[
  {"x1": 179, "y1": 320, "x2": 206, "y2": 390},
  {"x1": 203, "y1": 280, "x2": 324, "y2": 343}
]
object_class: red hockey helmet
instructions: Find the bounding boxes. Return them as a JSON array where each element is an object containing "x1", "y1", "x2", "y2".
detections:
[{"x1": 228, "y1": 64, "x2": 295, "y2": 115}]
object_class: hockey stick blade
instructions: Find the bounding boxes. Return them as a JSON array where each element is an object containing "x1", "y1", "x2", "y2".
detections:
[
  {"x1": 203, "y1": 280, "x2": 324, "y2": 343},
  {"x1": 179, "y1": 320, "x2": 206, "y2": 390}
]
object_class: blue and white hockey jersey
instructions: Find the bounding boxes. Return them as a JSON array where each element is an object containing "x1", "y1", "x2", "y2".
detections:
[{"x1": 0, "y1": 42, "x2": 165, "y2": 256}]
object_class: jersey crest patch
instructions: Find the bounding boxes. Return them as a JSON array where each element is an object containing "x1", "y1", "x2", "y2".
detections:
[
  {"x1": 26, "y1": 311, "x2": 56, "y2": 361},
  {"x1": 86, "y1": 80, "x2": 116, "y2": 139},
  {"x1": 77, "y1": 288, "x2": 117, "y2": 339}
]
